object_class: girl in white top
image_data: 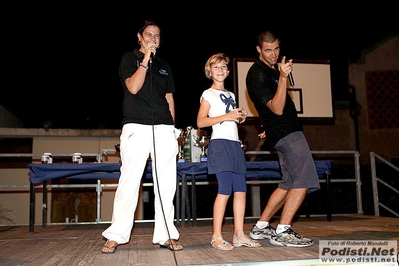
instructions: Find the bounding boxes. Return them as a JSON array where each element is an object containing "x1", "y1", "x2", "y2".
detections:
[{"x1": 197, "y1": 53, "x2": 261, "y2": 251}]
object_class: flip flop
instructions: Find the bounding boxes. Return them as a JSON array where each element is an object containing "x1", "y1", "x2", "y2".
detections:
[
  {"x1": 101, "y1": 240, "x2": 118, "y2": 254},
  {"x1": 160, "y1": 240, "x2": 184, "y2": 251}
]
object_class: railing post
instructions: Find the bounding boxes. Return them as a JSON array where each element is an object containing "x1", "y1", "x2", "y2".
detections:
[
  {"x1": 354, "y1": 151, "x2": 363, "y2": 214},
  {"x1": 29, "y1": 182, "x2": 35, "y2": 232},
  {"x1": 370, "y1": 152, "x2": 380, "y2": 216},
  {"x1": 96, "y1": 179, "x2": 101, "y2": 223}
]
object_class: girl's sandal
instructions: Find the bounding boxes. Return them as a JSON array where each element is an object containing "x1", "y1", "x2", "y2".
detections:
[
  {"x1": 232, "y1": 234, "x2": 261, "y2": 248},
  {"x1": 211, "y1": 236, "x2": 234, "y2": 251}
]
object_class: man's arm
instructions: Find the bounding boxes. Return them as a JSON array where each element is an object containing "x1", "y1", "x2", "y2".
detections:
[
  {"x1": 266, "y1": 57, "x2": 292, "y2": 115},
  {"x1": 165, "y1": 93, "x2": 175, "y2": 124}
]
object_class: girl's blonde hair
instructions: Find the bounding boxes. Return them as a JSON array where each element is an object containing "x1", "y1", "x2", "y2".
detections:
[{"x1": 204, "y1": 53, "x2": 230, "y2": 79}]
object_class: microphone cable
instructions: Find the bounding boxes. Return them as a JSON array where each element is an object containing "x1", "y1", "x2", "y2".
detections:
[{"x1": 149, "y1": 58, "x2": 179, "y2": 265}]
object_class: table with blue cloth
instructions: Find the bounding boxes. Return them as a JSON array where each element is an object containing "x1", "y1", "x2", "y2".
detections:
[{"x1": 27, "y1": 160, "x2": 332, "y2": 232}]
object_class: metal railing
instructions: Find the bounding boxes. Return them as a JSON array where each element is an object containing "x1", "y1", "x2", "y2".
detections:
[
  {"x1": 0, "y1": 152, "x2": 102, "y2": 192},
  {"x1": 0, "y1": 153, "x2": 102, "y2": 162},
  {"x1": 370, "y1": 151, "x2": 399, "y2": 217}
]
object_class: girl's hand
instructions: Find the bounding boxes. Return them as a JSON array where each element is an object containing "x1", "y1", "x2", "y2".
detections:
[{"x1": 236, "y1": 108, "x2": 247, "y2": 123}]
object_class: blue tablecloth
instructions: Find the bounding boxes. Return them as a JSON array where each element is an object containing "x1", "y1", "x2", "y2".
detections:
[
  {"x1": 28, "y1": 160, "x2": 332, "y2": 184},
  {"x1": 27, "y1": 160, "x2": 333, "y2": 231}
]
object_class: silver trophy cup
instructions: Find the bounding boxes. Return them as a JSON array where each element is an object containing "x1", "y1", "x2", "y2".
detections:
[{"x1": 192, "y1": 130, "x2": 209, "y2": 162}]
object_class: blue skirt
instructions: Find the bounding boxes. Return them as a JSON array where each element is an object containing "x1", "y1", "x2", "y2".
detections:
[{"x1": 207, "y1": 139, "x2": 246, "y2": 175}]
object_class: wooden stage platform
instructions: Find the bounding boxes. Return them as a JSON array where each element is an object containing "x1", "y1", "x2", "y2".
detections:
[{"x1": 1, "y1": 214, "x2": 398, "y2": 266}]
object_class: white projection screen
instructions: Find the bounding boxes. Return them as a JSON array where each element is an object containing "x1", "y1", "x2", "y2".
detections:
[{"x1": 233, "y1": 58, "x2": 333, "y2": 119}]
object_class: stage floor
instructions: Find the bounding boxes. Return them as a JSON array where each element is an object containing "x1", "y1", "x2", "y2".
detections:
[{"x1": 1, "y1": 214, "x2": 398, "y2": 266}]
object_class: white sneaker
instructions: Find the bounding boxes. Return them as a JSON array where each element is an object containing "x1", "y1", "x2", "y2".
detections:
[
  {"x1": 249, "y1": 225, "x2": 276, "y2": 240},
  {"x1": 269, "y1": 227, "x2": 314, "y2": 247}
]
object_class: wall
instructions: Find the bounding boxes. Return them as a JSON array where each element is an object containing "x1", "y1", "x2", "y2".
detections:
[
  {"x1": 348, "y1": 35, "x2": 399, "y2": 164},
  {"x1": 0, "y1": 105, "x2": 23, "y2": 128}
]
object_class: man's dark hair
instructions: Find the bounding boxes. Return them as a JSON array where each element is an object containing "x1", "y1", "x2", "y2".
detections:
[{"x1": 257, "y1": 30, "x2": 280, "y2": 47}]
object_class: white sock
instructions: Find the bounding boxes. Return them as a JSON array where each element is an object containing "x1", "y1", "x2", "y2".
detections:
[
  {"x1": 255, "y1": 221, "x2": 269, "y2": 229},
  {"x1": 276, "y1": 224, "x2": 291, "y2": 234}
]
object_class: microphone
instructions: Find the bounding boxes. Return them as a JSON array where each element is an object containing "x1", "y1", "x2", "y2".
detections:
[
  {"x1": 150, "y1": 45, "x2": 157, "y2": 63},
  {"x1": 288, "y1": 72, "x2": 295, "y2": 87},
  {"x1": 150, "y1": 45, "x2": 157, "y2": 59},
  {"x1": 281, "y1": 56, "x2": 295, "y2": 87}
]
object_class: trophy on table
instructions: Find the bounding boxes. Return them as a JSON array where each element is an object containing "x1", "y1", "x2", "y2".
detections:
[
  {"x1": 239, "y1": 140, "x2": 247, "y2": 152},
  {"x1": 192, "y1": 129, "x2": 209, "y2": 162},
  {"x1": 177, "y1": 128, "x2": 186, "y2": 163}
]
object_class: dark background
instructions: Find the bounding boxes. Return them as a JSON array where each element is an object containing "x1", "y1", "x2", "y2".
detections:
[{"x1": 2, "y1": 5, "x2": 398, "y2": 129}]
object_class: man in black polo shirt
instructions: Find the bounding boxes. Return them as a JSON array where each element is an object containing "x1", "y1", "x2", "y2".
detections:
[{"x1": 246, "y1": 30, "x2": 320, "y2": 248}]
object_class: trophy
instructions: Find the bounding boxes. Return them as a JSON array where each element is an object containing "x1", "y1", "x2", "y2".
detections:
[
  {"x1": 114, "y1": 143, "x2": 120, "y2": 152},
  {"x1": 198, "y1": 135, "x2": 210, "y2": 161},
  {"x1": 177, "y1": 128, "x2": 186, "y2": 162},
  {"x1": 183, "y1": 126, "x2": 193, "y2": 162},
  {"x1": 192, "y1": 129, "x2": 209, "y2": 162},
  {"x1": 239, "y1": 140, "x2": 247, "y2": 152}
]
